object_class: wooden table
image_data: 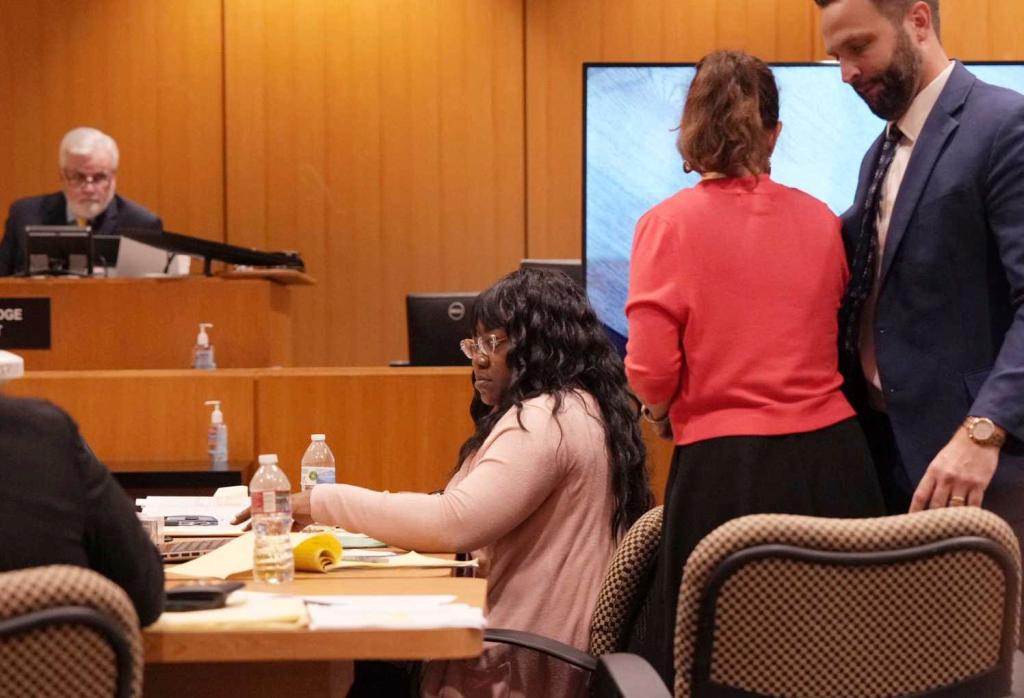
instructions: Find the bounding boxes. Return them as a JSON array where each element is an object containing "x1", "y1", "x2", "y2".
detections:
[{"x1": 144, "y1": 575, "x2": 486, "y2": 697}]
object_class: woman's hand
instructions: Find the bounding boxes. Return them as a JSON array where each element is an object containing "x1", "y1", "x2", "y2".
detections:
[
  {"x1": 291, "y1": 489, "x2": 314, "y2": 528},
  {"x1": 642, "y1": 402, "x2": 673, "y2": 440},
  {"x1": 652, "y1": 418, "x2": 673, "y2": 441}
]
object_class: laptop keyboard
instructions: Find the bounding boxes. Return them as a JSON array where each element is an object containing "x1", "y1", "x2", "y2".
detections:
[{"x1": 161, "y1": 537, "x2": 231, "y2": 562}]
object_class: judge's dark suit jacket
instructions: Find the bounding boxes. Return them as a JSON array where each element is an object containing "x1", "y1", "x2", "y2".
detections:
[
  {"x1": 0, "y1": 394, "x2": 164, "y2": 625},
  {"x1": 0, "y1": 191, "x2": 163, "y2": 276},
  {"x1": 843, "y1": 62, "x2": 1024, "y2": 533}
]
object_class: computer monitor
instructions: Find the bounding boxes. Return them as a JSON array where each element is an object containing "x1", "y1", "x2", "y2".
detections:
[
  {"x1": 520, "y1": 259, "x2": 584, "y2": 287},
  {"x1": 24, "y1": 225, "x2": 93, "y2": 275},
  {"x1": 406, "y1": 293, "x2": 477, "y2": 366},
  {"x1": 92, "y1": 234, "x2": 121, "y2": 269}
]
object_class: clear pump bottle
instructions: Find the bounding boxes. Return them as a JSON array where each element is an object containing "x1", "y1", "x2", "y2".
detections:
[
  {"x1": 192, "y1": 323, "x2": 216, "y2": 369},
  {"x1": 204, "y1": 400, "x2": 229, "y2": 470}
]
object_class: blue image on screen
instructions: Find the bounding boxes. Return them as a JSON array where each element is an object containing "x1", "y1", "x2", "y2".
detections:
[{"x1": 585, "y1": 63, "x2": 1024, "y2": 341}]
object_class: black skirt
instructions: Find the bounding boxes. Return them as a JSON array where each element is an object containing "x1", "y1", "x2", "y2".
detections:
[{"x1": 638, "y1": 416, "x2": 886, "y2": 688}]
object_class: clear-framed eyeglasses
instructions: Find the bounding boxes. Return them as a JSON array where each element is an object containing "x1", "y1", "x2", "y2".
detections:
[
  {"x1": 459, "y1": 334, "x2": 507, "y2": 360},
  {"x1": 63, "y1": 170, "x2": 114, "y2": 189}
]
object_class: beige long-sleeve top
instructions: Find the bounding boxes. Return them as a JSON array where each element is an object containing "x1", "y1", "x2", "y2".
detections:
[{"x1": 310, "y1": 390, "x2": 617, "y2": 698}]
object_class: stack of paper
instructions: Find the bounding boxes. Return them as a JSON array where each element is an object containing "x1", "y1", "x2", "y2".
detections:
[
  {"x1": 137, "y1": 485, "x2": 251, "y2": 536},
  {"x1": 304, "y1": 595, "x2": 486, "y2": 630},
  {"x1": 166, "y1": 532, "x2": 479, "y2": 579}
]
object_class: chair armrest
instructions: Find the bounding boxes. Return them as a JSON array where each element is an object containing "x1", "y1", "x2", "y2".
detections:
[
  {"x1": 1011, "y1": 649, "x2": 1024, "y2": 698},
  {"x1": 483, "y1": 628, "x2": 598, "y2": 672},
  {"x1": 593, "y1": 653, "x2": 671, "y2": 698}
]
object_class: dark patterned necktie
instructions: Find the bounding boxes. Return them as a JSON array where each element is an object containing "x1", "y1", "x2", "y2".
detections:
[{"x1": 840, "y1": 124, "x2": 904, "y2": 355}]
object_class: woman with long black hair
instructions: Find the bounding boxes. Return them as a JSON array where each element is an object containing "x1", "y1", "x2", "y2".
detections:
[{"x1": 295, "y1": 267, "x2": 652, "y2": 697}]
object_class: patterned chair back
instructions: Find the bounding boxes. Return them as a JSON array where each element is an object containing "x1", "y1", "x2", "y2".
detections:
[
  {"x1": 0, "y1": 565, "x2": 143, "y2": 698},
  {"x1": 673, "y1": 508, "x2": 1021, "y2": 698},
  {"x1": 589, "y1": 505, "x2": 664, "y2": 656}
]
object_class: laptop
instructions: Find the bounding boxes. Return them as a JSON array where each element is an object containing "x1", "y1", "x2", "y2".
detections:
[
  {"x1": 406, "y1": 293, "x2": 477, "y2": 366},
  {"x1": 112, "y1": 236, "x2": 191, "y2": 277},
  {"x1": 161, "y1": 537, "x2": 231, "y2": 562}
]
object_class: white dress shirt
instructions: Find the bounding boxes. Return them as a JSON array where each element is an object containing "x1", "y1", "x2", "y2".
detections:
[{"x1": 859, "y1": 61, "x2": 955, "y2": 407}]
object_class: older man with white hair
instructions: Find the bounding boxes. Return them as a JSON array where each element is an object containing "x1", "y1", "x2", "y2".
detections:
[{"x1": 0, "y1": 127, "x2": 162, "y2": 275}]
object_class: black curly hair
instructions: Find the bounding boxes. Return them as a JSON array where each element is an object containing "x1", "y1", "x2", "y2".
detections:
[{"x1": 456, "y1": 267, "x2": 652, "y2": 538}]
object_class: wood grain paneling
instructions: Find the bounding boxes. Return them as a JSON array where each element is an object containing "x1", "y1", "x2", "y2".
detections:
[
  {"x1": 5, "y1": 370, "x2": 257, "y2": 466},
  {"x1": 0, "y1": 277, "x2": 293, "y2": 370},
  {"x1": 525, "y1": 0, "x2": 819, "y2": 259},
  {"x1": 224, "y1": 0, "x2": 526, "y2": 367},
  {"x1": 0, "y1": 0, "x2": 224, "y2": 241},
  {"x1": 255, "y1": 368, "x2": 475, "y2": 493},
  {"x1": 5, "y1": 366, "x2": 672, "y2": 504},
  {"x1": 810, "y1": 1, "x2": 1024, "y2": 61}
]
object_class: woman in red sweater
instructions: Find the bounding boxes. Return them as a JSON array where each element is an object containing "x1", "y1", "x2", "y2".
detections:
[{"x1": 624, "y1": 50, "x2": 885, "y2": 686}]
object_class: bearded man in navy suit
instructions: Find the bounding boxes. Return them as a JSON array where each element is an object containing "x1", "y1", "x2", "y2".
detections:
[
  {"x1": 817, "y1": 0, "x2": 1024, "y2": 545},
  {"x1": 0, "y1": 127, "x2": 162, "y2": 276}
]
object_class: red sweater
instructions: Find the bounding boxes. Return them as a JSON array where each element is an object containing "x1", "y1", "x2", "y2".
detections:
[{"x1": 625, "y1": 176, "x2": 854, "y2": 445}]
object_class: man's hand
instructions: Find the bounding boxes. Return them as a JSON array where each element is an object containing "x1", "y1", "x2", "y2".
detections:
[{"x1": 910, "y1": 427, "x2": 1001, "y2": 511}]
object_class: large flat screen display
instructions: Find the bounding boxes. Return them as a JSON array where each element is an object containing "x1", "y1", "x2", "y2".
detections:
[{"x1": 584, "y1": 63, "x2": 1024, "y2": 344}]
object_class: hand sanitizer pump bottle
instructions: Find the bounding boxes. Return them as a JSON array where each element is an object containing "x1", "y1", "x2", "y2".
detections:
[
  {"x1": 204, "y1": 400, "x2": 229, "y2": 470},
  {"x1": 193, "y1": 323, "x2": 216, "y2": 369}
]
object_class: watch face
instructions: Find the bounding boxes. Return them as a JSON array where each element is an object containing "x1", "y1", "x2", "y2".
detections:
[{"x1": 973, "y1": 419, "x2": 996, "y2": 441}]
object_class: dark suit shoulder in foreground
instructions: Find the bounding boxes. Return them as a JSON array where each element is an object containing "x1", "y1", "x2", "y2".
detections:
[{"x1": 0, "y1": 394, "x2": 165, "y2": 625}]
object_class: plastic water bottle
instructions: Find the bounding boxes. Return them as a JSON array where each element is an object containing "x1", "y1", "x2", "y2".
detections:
[
  {"x1": 300, "y1": 434, "x2": 336, "y2": 491},
  {"x1": 250, "y1": 453, "x2": 294, "y2": 584}
]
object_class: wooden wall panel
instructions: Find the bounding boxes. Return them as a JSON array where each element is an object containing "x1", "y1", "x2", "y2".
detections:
[
  {"x1": 255, "y1": 368, "x2": 474, "y2": 494},
  {"x1": 0, "y1": 0, "x2": 224, "y2": 241},
  {"x1": 811, "y1": 1, "x2": 1024, "y2": 60},
  {"x1": 224, "y1": 0, "x2": 526, "y2": 367},
  {"x1": 525, "y1": 0, "x2": 819, "y2": 259},
  {"x1": 6, "y1": 366, "x2": 669, "y2": 504},
  {"x1": 5, "y1": 370, "x2": 257, "y2": 466},
  {"x1": 0, "y1": 277, "x2": 293, "y2": 370}
]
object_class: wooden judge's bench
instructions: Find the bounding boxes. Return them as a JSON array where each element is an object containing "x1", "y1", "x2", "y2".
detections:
[{"x1": 0, "y1": 275, "x2": 298, "y2": 370}]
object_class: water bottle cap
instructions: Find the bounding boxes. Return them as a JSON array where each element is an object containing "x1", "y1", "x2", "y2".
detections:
[
  {"x1": 258, "y1": 453, "x2": 278, "y2": 465},
  {"x1": 311, "y1": 434, "x2": 326, "y2": 441}
]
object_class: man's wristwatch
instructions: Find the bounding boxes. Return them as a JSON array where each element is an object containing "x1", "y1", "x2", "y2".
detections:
[{"x1": 963, "y1": 416, "x2": 1006, "y2": 448}]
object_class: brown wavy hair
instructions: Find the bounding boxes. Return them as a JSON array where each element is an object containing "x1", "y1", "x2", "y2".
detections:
[{"x1": 677, "y1": 50, "x2": 780, "y2": 177}]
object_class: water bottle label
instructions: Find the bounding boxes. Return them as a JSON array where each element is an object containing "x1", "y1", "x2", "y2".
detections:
[
  {"x1": 301, "y1": 466, "x2": 336, "y2": 489},
  {"x1": 251, "y1": 490, "x2": 290, "y2": 515}
]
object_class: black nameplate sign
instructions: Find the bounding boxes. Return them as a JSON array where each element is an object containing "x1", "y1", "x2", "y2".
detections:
[{"x1": 0, "y1": 298, "x2": 51, "y2": 349}]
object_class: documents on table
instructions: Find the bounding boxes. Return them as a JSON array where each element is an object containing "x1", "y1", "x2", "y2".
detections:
[
  {"x1": 305, "y1": 595, "x2": 486, "y2": 630},
  {"x1": 151, "y1": 591, "x2": 485, "y2": 632},
  {"x1": 150, "y1": 591, "x2": 308, "y2": 631},
  {"x1": 166, "y1": 531, "x2": 479, "y2": 580},
  {"x1": 137, "y1": 486, "x2": 251, "y2": 537}
]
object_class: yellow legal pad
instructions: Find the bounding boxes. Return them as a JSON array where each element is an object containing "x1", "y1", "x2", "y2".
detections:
[
  {"x1": 294, "y1": 532, "x2": 343, "y2": 572},
  {"x1": 166, "y1": 532, "x2": 477, "y2": 580}
]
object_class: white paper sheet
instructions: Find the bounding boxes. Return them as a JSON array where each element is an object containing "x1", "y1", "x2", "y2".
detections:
[{"x1": 306, "y1": 597, "x2": 485, "y2": 630}]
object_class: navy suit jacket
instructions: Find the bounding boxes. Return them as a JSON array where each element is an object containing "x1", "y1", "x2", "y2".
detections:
[
  {"x1": 0, "y1": 191, "x2": 162, "y2": 276},
  {"x1": 842, "y1": 62, "x2": 1024, "y2": 518}
]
